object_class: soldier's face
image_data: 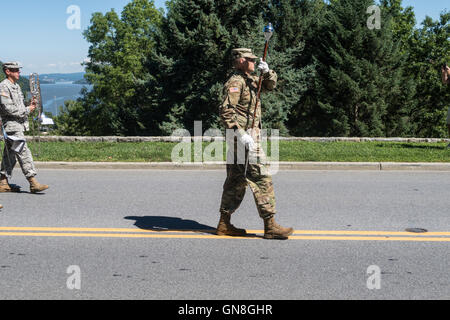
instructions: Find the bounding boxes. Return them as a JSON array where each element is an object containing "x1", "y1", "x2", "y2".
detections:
[
  {"x1": 242, "y1": 58, "x2": 255, "y2": 73},
  {"x1": 6, "y1": 69, "x2": 20, "y2": 82}
]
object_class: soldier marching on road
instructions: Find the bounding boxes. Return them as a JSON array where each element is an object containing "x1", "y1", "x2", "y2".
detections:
[
  {"x1": 217, "y1": 48, "x2": 294, "y2": 240},
  {"x1": 0, "y1": 62, "x2": 49, "y2": 194}
]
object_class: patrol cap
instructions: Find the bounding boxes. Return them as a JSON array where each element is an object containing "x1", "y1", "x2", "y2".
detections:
[
  {"x1": 232, "y1": 48, "x2": 258, "y2": 60},
  {"x1": 2, "y1": 62, "x2": 23, "y2": 70}
]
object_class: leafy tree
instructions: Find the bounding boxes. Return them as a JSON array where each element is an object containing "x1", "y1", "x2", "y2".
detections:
[
  {"x1": 75, "y1": 0, "x2": 162, "y2": 136},
  {"x1": 53, "y1": 99, "x2": 91, "y2": 136}
]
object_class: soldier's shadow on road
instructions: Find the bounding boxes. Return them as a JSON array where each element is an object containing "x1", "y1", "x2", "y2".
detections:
[
  {"x1": 124, "y1": 216, "x2": 260, "y2": 238},
  {"x1": 124, "y1": 216, "x2": 216, "y2": 234}
]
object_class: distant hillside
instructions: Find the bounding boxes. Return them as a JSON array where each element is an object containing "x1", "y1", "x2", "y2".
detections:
[
  {"x1": 39, "y1": 72, "x2": 85, "y2": 83},
  {"x1": 0, "y1": 61, "x2": 30, "y2": 92},
  {"x1": 73, "y1": 78, "x2": 89, "y2": 84}
]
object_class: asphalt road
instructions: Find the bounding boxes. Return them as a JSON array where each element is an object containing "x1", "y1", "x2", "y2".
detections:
[{"x1": 0, "y1": 169, "x2": 449, "y2": 300}]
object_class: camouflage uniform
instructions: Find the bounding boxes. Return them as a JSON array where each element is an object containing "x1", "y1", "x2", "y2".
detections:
[
  {"x1": 219, "y1": 49, "x2": 278, "y2": 220},
  {"x1": 0, "y1": 77, "x2": 37, "y2": 179}
]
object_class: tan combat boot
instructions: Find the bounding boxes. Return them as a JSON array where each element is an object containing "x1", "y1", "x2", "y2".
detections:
[
  {"x1": 27, "y1": 177, "x2": 49, "y2": 194},
  {"x1": 264, "y1": 216, "x2": 294, "y2": 240},
  {"x1": 0, "y1": 175, "x2": 21, "y2": 193},
  {"x1": 216, "y1": 213, "x2": 247, "y2": 236}
]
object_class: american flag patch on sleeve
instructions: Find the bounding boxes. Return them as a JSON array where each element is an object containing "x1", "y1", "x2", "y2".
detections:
[{"x1": 229, "y1": 87, "x2": 239, "y2": 93}]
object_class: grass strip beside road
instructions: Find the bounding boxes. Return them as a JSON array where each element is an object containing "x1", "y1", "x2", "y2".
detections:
[{"x1": 22, "y1": 140, "x2": 450, "y2": 163}]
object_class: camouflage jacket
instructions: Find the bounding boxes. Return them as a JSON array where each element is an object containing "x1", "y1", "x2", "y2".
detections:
[
  {"x1": 0, "y1": 79, "x2": 30, "y2": 132},
  {"x1": 220, "y1": 69, "x2": 277, "y2": 137}
]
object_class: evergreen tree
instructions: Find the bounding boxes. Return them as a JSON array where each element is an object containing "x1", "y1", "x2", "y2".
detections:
[
  {"x1": 142, "y1": 0, "x2": 266, "y2": 135},
  {"x1": 142, "y1": 0, "x2": 313, "y2": 136},
  {"x1": 380, "y1": 0, "x2": 416, "y2": 52},
  {"x1": 51, "y1": 0, "x2": 448, "y2": 138},
  {"x1": 379, "y1": 0, "x2": 417, "y2": 137},
  {"x1": 273, "y1": 0, "x2": 329, "y2": 135},
  {"x1": 405, "y1": 12, "x2": 450, "y2": 137},
  {"x1": 290, "y1": 0, "x2": 415, "y2": 137}
]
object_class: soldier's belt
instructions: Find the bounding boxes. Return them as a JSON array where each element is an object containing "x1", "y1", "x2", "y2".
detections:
[{"x1": 1, "y1": 116, "x2": 26, "y2": 123}]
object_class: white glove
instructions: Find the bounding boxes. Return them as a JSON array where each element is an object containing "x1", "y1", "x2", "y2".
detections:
[
  {"x1": 258, "y1": 58, "x2": 270, "y2": 74},
  {"x1": 241, "y1": 134, "x2": 256, "y2": 151}
]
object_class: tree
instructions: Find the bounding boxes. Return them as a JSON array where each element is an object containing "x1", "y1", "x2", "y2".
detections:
[
  {"x1": 380, "y1": 0, "x2": 416, "y2": 52},
  {"x1": 52, "y1": 0, "x2": 449, "y2": 138},
  {"x1": 142, "y1": 0, "x2": 313, "y2": 136},
  {"x1": 405, "y1": 12, "x2": 450, "y2": 137},
  {"x1": 379, "y1": 0, "x2": 418, "y2": 137},
  {"x1": 53, "y1": 99, "x2": 91, "y2": 136},
  {"x1": 142, "y1": 0, "x2": 265, "y2": 135},
  {"x1": 289, "y1": 0, "x2": 416, "y2": 137},
  {"x1": 74, "y1": 0, "x2": 162, "y2": 136}
]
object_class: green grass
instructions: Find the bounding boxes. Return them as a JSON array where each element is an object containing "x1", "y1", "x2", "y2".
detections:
[
  {"x1": 28, "y1": 141, "x2": 176, "y2": 162},
  {"x1": 20, "y1": 141, "x2": 450, "y2": 163},
  {"x1": 279, "y1": 141, "x2": 450, "y2": 162}
]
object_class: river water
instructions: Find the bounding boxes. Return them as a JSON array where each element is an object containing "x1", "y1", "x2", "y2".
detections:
[{"x1": 38, "y1": 82, "x2": 91, "y2": 116}]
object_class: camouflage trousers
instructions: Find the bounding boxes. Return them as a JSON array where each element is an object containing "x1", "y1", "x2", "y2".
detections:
[
  {"x1": 220, "y1": 163, "x2": 277, "y2": 220},
  {"x1": 1, "y1": 131, "x2": 37, "y2": 179},
  {"x1": 220, "y1": 133, "x2": 276, "y2": 219}
]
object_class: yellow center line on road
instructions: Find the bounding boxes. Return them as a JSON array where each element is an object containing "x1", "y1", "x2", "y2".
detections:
[
  {"x1": 0, "y1": 232, "x2": 449, "y2": 242},
  {"x1": 288, "y1": 236, "x2": 450, "y2": 242},
  {"x1": 0, "y1": 227, "x2": 449, "y2": 236},
  {"x1": 0, "y1": 227, "x2": 450, "y2": 242}
]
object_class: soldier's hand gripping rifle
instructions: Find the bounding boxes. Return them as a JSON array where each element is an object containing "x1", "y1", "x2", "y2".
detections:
[
  {"x1": 29, "y1": 73, "x2": 43, "y2": 157},
  {"x1": 244, "y1": 23, "x2": 274, "y2": 176}
]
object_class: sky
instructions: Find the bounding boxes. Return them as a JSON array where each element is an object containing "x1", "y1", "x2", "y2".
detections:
[{"x1": 0, "y1": 0, "x2": 447, "y2": 75}]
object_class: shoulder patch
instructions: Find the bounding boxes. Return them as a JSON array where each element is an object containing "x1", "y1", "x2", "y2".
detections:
[{"x1": 229, "y1": 87, "x2": 239, "y2": 93}]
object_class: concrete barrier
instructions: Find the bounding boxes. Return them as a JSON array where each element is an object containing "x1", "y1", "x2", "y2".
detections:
[
  {"x1": 25, "y1": 136, "x2": 450, "y2": 143},
  {"x1": 34, "y1": 161, "x2": 450, "y2": 171}
]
